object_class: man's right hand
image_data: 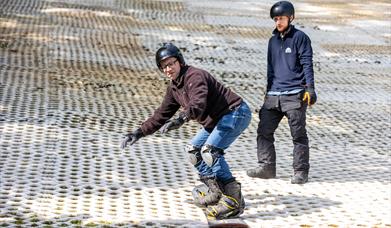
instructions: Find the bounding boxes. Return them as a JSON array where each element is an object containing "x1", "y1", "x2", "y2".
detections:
[{"x1": 120, "y1": 128, "x2": 144, "y2": 149}]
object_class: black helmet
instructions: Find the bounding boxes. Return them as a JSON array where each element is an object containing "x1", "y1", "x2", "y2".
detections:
[
  {"x1": 270, "y1": 1, "x2": 295, "y2": 19},
  {"x1": 155, "y1": 43, "x2": 185, "y2": 71}
]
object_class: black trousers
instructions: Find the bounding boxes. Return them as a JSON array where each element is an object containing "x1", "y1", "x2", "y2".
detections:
[{"x1": 257, "y1": 93, "x2": 309, "y2": 171}]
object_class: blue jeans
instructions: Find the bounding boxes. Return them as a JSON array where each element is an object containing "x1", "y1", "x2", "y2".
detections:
[{"x1": 190, "y1": 101, "x2": 252, "y2": 182}]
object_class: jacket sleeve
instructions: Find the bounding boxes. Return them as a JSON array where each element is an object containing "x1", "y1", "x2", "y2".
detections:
[
  {"x1": 297, "y1": 33, "x2": 315, "y2": 87},
  {"x1": 182, "y1": 73, "x2": 208, "y2": 121},
  {"x1": 140, "y1": 86, "x2": 180, "y2": 135},
  {"x1": 266, "y1": 39, "x2": 274, "y2": 91}
]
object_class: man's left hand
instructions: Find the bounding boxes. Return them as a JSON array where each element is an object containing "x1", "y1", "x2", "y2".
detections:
[
  {"x1": 160, "y1": 116, "x2": 185, "y2": 134},
  {"x1": 303, "y1": 86, "x2": 317, "y2": 106}
]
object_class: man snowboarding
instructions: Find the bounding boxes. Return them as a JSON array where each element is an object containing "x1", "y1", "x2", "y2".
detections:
[{"x1": 121, "y1": 43, "x2": 252, "y2": 219}]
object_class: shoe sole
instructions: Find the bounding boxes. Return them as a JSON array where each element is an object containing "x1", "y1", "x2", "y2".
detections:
[
  {"x1": 291, "y1": 179, "x2": 308, "y2": 184},
  {"x1": 246, "y1": 173, "x2": 276, "y2": 179}
]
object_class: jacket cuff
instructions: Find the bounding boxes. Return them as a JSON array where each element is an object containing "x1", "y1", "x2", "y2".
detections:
[
  {"x1": 135, "y1": 128, "x2": 145, "y2": 137},
  {"x1": 306, "y1": 84, "x2": 315, "y2": 89},
  {"x1": 179, "y1": 112, "x2": 190, "y2": 122}
]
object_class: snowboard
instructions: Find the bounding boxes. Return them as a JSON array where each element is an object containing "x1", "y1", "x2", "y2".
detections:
[{"x1": 208, "y1": 218, "x2": 249, "y2": 228}]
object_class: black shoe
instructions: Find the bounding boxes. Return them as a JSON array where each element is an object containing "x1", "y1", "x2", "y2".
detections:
[
  {"x1": 246, "y1": 165, "x2": 276, "y2": 179},
  {"x1": 291, "y1": 171, "x2": 308, "y2": 184}
]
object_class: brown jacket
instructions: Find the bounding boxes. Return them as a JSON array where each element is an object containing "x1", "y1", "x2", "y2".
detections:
[{"x1": 140, "y1": 66, "x2": 242, "y2": 136}]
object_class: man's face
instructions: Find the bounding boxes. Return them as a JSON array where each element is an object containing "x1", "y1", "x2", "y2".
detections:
[
  {"x1": 273, "y1": 16, "x2": 291, "y2": 32},
  {"x1": 160, "y1": 57, "x2": 180, "y2": 80}
]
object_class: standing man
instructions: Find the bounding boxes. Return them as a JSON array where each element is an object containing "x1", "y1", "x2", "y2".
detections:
[
  {"x1": 247, "y1": 1, "x2": 317, "y2": 184},
  {"x1": 121, "y1": 43, "x2": 252, "y2": 219}
]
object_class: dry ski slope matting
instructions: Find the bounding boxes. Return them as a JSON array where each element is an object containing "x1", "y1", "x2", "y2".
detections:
[{"x1": 0, "y1": 0, "x2": 390, "y2": 227}]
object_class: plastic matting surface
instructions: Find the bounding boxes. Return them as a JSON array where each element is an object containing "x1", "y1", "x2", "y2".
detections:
[{"x1": 0, "y1": 0, "x2": 390, "y2": 227}]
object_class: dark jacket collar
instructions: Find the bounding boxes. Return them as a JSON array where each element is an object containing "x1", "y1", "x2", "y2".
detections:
[
  {"x1": 272, "y1": 25, "x2": 295, "y2": 39},
  {"x1": 172, "y1": 65, "x2": 189, "y2": 88}
]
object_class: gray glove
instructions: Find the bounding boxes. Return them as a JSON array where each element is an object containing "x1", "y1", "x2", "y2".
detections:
[
  {"x1": 160, "y1": 116, "x2": 186, "y2": 134},
  {"x1": 120, "y1": 128, "x2": 143, "y2": 149}
]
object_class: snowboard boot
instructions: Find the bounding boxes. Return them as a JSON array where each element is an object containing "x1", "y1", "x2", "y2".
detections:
[
  {"x1": 246, "y1": 164, "x2": 276, "y2": 179},
  {"x1": 192, "y1": 176, "x2": 223, "y2": 207},
  {"x1": 291, "y1": 171, "x2": 308, "y2": 184},
  {"x1": 205, "y1": 179, "x2": 245, "y2": 220}
]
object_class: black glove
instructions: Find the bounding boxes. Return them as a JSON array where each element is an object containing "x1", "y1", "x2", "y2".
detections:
[
  {"x1": 303, "y1": 85, "x2": 317, "y2": 106},
  {"x1": 120, "y1": 128, "x2": 143, "y2": 149},
  {"x1": 160, "y1": 116, "x2": 186, "y2": 134}
]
